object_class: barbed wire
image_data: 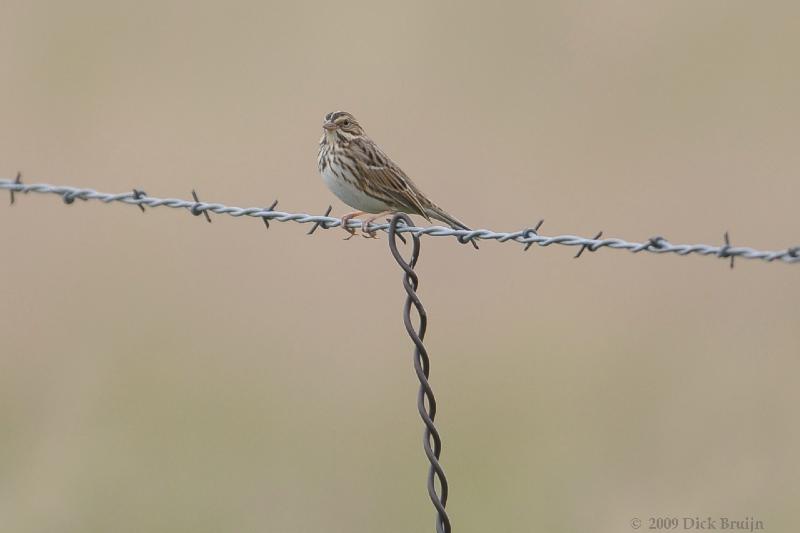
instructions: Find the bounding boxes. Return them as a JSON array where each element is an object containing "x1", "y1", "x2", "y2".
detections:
[
  {"x1": 388, "y1": 213, "x2": 451, "y2": 533},
  {"x1": 5, "y1": 175, "x2": 796, "y2": 533},
  {"x1": 2, "y1": 177, "x2": 799, "y2": 265}
]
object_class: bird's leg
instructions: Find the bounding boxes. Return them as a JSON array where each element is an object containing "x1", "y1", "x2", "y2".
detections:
[
  {"x1": 340, "y1": 211, "x2": 367, "y2": 240},
  {"x1": 361, "y1": 210, "x2": 396, "y2": 239}
]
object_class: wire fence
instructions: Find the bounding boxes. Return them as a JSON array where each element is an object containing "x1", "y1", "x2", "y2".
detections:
[
  {"x1": 4, "y1": 175, "x2": 799, "y2": 532},
  {"x1": 3, "y1": 175, "x2": 460, "y2": 531},
  {"x1": 388, "y1": 213, "x2": 451, "y2": 533},
  {"x1": 2, "y1": 177, "x2": 799, "y2": 265}
]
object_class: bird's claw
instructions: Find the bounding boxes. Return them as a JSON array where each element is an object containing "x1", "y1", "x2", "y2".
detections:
[
  {"x1": 361, "y1": 220, "x2": 381, "y2": 239},
  {"x1": 360, "y1": 211, "x2": 396, "y2": 239},
  {"x1": 340, "y1": 211, "x2": 366, "y2": 240}
]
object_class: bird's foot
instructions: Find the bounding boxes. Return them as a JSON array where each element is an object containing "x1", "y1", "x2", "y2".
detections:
[
  {"x1": 361, "y1": 211, "x2": 395, "y2": 239},
  {"x1": 340, "y1": 211, "x2": 367, "y2": 240}
]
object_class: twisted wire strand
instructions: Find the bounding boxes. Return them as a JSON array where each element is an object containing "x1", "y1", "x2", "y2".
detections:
[
  {"x1": 2, "y1": 179, "x2": 799, "y2": 264},
  {"x1": 388, "y1": 214, "x2": 451, "y2": 533}
]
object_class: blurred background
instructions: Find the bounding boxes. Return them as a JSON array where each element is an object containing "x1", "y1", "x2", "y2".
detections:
[{"x1": 1, "y1": 1, "x2": 798, "y2": 532}]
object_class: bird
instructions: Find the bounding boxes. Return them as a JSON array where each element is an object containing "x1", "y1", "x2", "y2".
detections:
[{"x1": 317, "y1": 111, "x2": 476, "y2": 247}]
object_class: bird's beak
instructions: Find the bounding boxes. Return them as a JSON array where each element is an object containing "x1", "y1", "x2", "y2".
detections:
[{"x1": 323, "y1": 121, "x2": 337, "y2": 131}]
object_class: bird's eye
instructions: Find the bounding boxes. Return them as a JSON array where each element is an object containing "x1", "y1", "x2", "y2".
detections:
[{"x1": 342, "y1": 119, "x2": 350, "y2": 127}]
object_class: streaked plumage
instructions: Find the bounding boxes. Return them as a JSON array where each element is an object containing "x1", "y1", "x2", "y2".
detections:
[{"x1": 317, "y1": 111, "x2": 472, "y2": 237}]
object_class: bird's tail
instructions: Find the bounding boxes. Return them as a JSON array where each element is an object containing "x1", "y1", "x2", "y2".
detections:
[
  {"x1": 425, "y1": 205, "x2": 478, "y2": 249},
  {"x1": 425, "y1": 205, "x2": 470, "y2": 230}
]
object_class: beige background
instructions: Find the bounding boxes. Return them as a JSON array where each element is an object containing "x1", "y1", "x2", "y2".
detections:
[{"x1": 1, "y1": 2, "x2": 798, "y2": 532}]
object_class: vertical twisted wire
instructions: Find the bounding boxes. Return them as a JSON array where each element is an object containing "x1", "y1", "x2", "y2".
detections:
[{"x1": 388, "y1": 213, "x2": 452, "y2": 533}]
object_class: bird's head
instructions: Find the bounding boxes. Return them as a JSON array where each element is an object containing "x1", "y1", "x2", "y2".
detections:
[{"x1": 322, "y1": 111, "x2": 364, "y2": 142}]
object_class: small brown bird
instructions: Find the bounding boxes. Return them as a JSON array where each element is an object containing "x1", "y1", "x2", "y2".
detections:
[{"x1": 317, "y1": 111, "x2": 474, "y2": 242}]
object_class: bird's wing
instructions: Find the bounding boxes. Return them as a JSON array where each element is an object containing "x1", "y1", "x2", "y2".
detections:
[{"x1": 352, "y1": 139, "x2": 431, "y2": 221}]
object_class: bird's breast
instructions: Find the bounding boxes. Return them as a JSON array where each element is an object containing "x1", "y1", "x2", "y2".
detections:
[{"x1": 319, "y1": 154, "x2": 390, "y2": 214}]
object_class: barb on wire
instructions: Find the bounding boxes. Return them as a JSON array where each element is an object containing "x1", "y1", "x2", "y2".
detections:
[
  {"x1": 190, "y1": 189, "x2": 212, "y2": 223},
  {"x1": 307, "y1": 205, "x2": 332, "y2": 235},
  {"x1": 263, "y1": 199, "x2": 279, "y2": 229},
  {"x1": 9, "y1": 172, "x2": 22, "y2": 205},
  {"x1": 132, "y1": 189, "x2": 147, "y2": 213},
  {"x1": 62, "y1": 187, "x2": 85, "y2": 205},
  {"x1": 523, "y1": 219, "x2": 544, "y2": 252},
  {"x1": 720, "y1": 231, "x2": 735, "y2": 269},
  {"x1": 388, "y1": 213, "x2": 451, "y2": 533},
  {"x1": 641, "y1": 235, "x2": 667, "y2": 253},
  {"x1": 574, "y1": 230, "x2": 603, "y2": 259},
  {"x1": 1, "y1": 178, "x2": 798, "y2": 265}
]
